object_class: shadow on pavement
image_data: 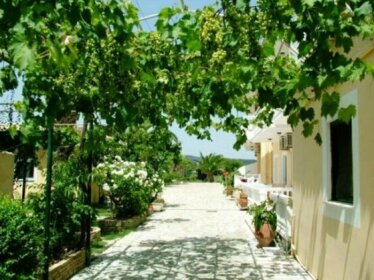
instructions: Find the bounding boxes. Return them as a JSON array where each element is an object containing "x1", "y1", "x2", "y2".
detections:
[{"x1": 73, "y1": 237, "x2": 311, "y2": 280}]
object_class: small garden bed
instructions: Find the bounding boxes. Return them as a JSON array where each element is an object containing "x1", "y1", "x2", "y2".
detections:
[
  {"x1": 98, "y1": 212, "x2": 148, "y2": 234},
  {"x1": 48, "y1": 250, "x2": 86, "y2": 280}
]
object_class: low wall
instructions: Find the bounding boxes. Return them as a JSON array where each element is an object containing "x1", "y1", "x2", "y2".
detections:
[
  {"x1": 48, "y1": 227, "x2": 100, "y2": 280},
  {"x1": 98, "y1": 213, "x2": 148, "y2": 234},
  {"x1": 48, "y1": 250, "x2": 85, "y2": 280}
]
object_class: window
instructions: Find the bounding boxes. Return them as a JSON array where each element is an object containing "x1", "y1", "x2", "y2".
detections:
[
  {"x1": 282, "y1": 155, "x2": 288, "y2": 186},
  {"x1": 322, "y1": 89, "x2": 360, "y2": 227},
  {"x1": 330, "y1": 120, "x2": 353, "y2": 204},
  {"x1": 15, "y1": 160, "x2": 35, "y2": 181}
]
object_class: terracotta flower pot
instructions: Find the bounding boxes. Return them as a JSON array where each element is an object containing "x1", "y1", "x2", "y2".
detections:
[
  {"x1": 237, "y1": 192, "x2": 248, "y2": 208},
  {"x1": 239, "y1": 196, "x2": 248, "y2": 208},
  {"x1": 254, "y1": 223, "x2": 275, "y2": 247}
]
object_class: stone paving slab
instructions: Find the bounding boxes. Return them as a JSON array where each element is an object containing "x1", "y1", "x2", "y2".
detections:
[{"x1": 71, "y1": 183, "x2": 313, "y2": 280}]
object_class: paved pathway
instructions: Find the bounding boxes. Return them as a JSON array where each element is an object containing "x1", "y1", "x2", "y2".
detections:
[{"x1": 71, "y1": 183, "x2": 312, "y2": 280}]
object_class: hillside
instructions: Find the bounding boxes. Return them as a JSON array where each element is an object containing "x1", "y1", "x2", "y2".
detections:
[{"x1": 185, "y1": 155, "x2": 256, "y2": 166}]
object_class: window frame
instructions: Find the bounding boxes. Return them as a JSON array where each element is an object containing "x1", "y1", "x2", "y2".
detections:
[{"x1": 322, "y1": 89, "x2": 361, "y2": 227}]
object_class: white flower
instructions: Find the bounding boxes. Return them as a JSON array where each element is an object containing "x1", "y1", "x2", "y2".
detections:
[
  {"x1": 115, "y1": 155, "x2": 122, "y2": 161},
  {"x1": 137, "y1": 170, "x2": 147, "y2": 179},
  {"x1": 103, "y1": 183, "x2": 110, "y2": 191},
  {"x1": 113, "y1": 169, "x2": 124, "y2": 176},
  {"x1": 64, "y1": 35, "x2": 74, "y2": 45},
  {"x1": 96, "y1": 163, "x2": 105, "y2": 168}
]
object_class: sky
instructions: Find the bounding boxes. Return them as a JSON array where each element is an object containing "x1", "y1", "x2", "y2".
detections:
[
  {"x1": 171, "y1": 123, "x2": 253, "y2": 159},
  {"x1": 1, "y1": 1, "x2": 255, "y2": 160}
]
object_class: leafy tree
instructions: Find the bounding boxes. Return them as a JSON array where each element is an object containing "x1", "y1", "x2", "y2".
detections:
[
  {"x1": 222, "y1": 158, "x2": 242, "y2": 174},
  {"x1": 118, "y1": 124, "x2": 182, "y2": 176},
  {"x1": 198, "y1": 153, "x2": 225, "y2": 182},
  {"x1": 90, "y1": 123, "x2": 182, "y2": 183},
  {"x1": 173, "y1": 156, "x2": 198, "y2": 182}
]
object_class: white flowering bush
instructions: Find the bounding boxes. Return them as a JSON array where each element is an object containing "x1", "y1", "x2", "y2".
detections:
[{"x1": 94, "y1": 156, "x2": 163, "y2": 218}]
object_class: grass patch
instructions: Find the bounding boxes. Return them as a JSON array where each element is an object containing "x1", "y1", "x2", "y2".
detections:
[
  {"x1": 96, "y1": 208, "x2": 113, "y2": 218},
  {"x1": 102, "y1": 229, "x2": 133, "y2": 241},
  {"x1": 91, "y1": 228, "x2": 134, "y2": 257}
]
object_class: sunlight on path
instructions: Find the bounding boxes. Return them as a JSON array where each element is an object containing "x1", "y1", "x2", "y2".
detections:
[{"x1": 71, "y1": 183, "x2": 312, "y2": 280}]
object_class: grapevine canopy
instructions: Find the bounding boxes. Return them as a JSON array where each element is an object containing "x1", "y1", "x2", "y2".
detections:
[{"x1": 0, "y1": 0, "x2": 373, "y2": 148}]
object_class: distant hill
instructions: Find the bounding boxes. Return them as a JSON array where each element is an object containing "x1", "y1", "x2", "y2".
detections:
[
  {"x1": 185, "y1": 155, "x2": 202, "y2": 162},
  {"x1": 235, "y1": 158, "x2": 257, "y2": 166},
  {"x1": 185, "y1": 155, "x2": 256, "y2": 166}
]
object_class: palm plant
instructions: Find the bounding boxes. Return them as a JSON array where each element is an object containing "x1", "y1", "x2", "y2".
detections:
[{"x1": 198, "y1": 153, "x2": 224, "y2": 182}]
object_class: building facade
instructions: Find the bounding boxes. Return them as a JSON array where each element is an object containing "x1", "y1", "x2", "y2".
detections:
[
  {"x1": 245, "y1": 109, "x2": 293, "y2": 187},
  {"x1": 292, "y1": 39, "x2": 374, "y2": 280},
  {"x1": 244, "y1": 39, "x2": 374, "y2": 279}
]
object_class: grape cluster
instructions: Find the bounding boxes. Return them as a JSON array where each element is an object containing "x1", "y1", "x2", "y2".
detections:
[
  {"x1": 199, "y1": 8, "x2": 223, "y2": 46},
  {"x1": 210, "y1": 49, "x2": 227, "y2": 65}
]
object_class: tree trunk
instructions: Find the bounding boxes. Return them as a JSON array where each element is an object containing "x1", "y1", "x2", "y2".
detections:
[{"x1": 207, "y1": 172, "x2": 214, "y2": 182}]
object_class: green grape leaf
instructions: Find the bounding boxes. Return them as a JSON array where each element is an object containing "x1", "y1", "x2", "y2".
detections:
[
  {"x1": 303, "y1": 0, "x2": 316, "y2": 7},
  {"x1": 314, "y1": 132, "x2": 322, "y2": 145},
  {"x1": 9, "y1": 40, "x2": 36, "y2": 70},
  {"x1": 300, "y1": 107, "x2": 315, "y2": 121},
  {"x1": 338, "y1": 105, "x2": 356, "y2": 123},
  {"x1": 321, "y1": 92, "x2": 340, "y2": 117},
  {"x1": 236, "y1": 0, "x2": 247, "y2": 10},
  {"x1": 355, "y1": 2, "x2": 372, "y2": 16},
  {"x1": 187, "y1": 40, "x2": 201, "y2": 52},
  {"x1": 302, "y1": 121, "x2": 314, "y2": 137},
  {"x1": 262, "y1": 41, "x2": 274, "y2": 57}
]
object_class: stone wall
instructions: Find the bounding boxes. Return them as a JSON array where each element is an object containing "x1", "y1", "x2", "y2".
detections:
[
  {"x1": 48, "y1": 250, "x2": 86, "y2": 280},
  {"x1": 98, "y1": 213, "x2": 148, "y2": 234}
]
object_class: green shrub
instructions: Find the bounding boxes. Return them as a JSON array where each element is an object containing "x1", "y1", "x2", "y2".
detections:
[
  {"x1": 27, "y1": 189, "x2": 93, "y2": 260},
  {"x1": 94, "y1": 157, "x2": 164, "y2": 218},
  {"x1": 27, "y1": 158, "x2": 95, "y2": 261},
  {"x1": 0, "y1": 196, "x2": 44, "y2": 280}
]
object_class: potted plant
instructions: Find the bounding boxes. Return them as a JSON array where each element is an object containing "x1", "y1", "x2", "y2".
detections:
[
  {"x1": 223, "y1": 172, "x2": 234, "y2": 196},
  {"x1": 224, "y1": 185, "x2": 234, "y2": 196},
  {"x1": 248, "y1": 199, "x2": 277, "y2": 247},
  {"x1": 236, "y1": 189, "x2": 248, "y2": 209}
]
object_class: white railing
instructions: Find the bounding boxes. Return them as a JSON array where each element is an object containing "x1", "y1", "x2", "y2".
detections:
[
  {"x1": 269, "y1": 193, "x2": 294, "y2": 243},
  {"x1": 234, "y1": 175, "x2": 292, "y2": 205}
]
